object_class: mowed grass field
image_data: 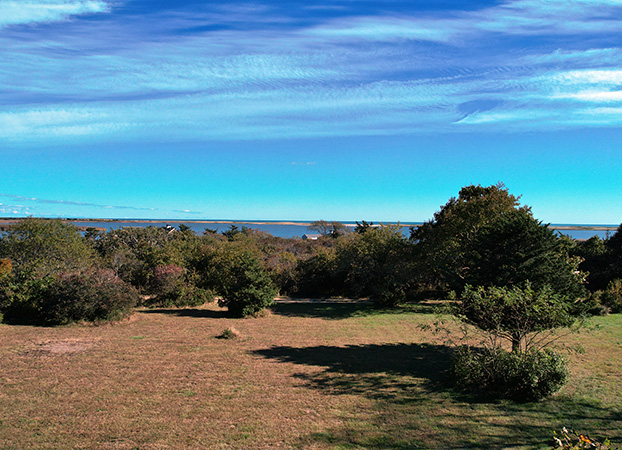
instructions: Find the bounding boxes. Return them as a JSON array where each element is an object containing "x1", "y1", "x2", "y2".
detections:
[{"x1": 1, "y1": 302, "x2": 621, "y2": 450}]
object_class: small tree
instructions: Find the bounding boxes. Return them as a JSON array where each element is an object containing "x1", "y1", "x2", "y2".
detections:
[
  {"x1": 456, "y1": 283, "x2": 576, "y2": 353},
  {"x1": 451, "y1": 283, "x2": 577, "y2": 400},
  {"x1": 309, "y1": 220, "x2": 347, "y2": 237}
]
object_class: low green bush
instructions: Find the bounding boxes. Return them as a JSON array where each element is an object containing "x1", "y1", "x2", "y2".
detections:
[
  {"x1": 145, "y1": 284, "x2": 212, "y2": 308},
  {"x1": 3, "y1": 269, "x2": 139, "y2": 325},
  {"x1": 452, "y1": 347, "x2": 568, "y2": 402},
  {"x1": 38, "y1": 269, "x2": 139, "y2": 325},
  {"x1": 214, "y1": 250, "x2": 277, "y2": 317},
  {"x1": 216, "y1": 327, "x2": 240, "y2": 339},
  {"x1": 600, "y1": 279, "x2": 622, "y2": 313},
  {"x1": 143, "y1": 264, "x2": 212, "y2": 308}
]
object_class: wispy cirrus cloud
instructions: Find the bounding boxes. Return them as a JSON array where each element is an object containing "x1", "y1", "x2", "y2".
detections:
[
  {"x1": 304, "y1": 0, "x2": 622, "y2": 43},
  {"x1": 0, "y1": 194, "x2": 202, "y2": 216},
  {"x1": 2, "y1": 0, "x2": 622, "y2": 145},
  {"x1": 0, "y1": 0, "x2": 110, "y2": 28}
]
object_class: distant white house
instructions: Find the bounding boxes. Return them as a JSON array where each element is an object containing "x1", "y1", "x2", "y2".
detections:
[{"x1": 302, "y1": 233, "x2": 321, "y2": 240}]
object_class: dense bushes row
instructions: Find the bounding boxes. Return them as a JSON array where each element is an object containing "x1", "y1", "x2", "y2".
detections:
[
  {"x1": 3, "y1": 188, "x2": 622, "y2": 324},
  {"x1": 0, "y1": 218, "x2": 282, "y2": 323}
]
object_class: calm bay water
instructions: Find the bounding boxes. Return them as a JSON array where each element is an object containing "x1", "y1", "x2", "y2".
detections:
[{"x1": 71, "y1": 220, "x2": 616, "y2": 240}]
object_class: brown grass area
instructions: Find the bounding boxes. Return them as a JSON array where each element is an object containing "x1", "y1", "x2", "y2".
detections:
[{"x1": 0, "y1": 303, "x2": 621, "y2": 449}]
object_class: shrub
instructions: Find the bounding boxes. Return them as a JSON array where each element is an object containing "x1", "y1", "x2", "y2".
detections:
[
  {"x1": 143, "y1": 264, "x2": 212, "y2": 308},
  {"x1": 5, "y1": 269, "x2": 140, "y2": 326},
  {"x1": 0, "y1": 218, "x2": 97, "y2": 278},
  {"x1": 217, "y1": 327, "x2": 241, "y2": 339},
  {"x1": 0, "y1": 275, "x2": 53, "y2": 324},
  {"x1": 600, "y1": 279, "x2": 622, "y2": 313},
  {"x1": 452, "y1": 346, "x2": 568, "y2": 401},
  {"x1": 213, "y1": 249, "x2": 277, "y2": 317}
]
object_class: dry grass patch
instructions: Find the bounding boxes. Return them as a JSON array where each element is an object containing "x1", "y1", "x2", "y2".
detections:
[{"x1": 0, "y1": 303, "x2": 620, "y2": 449}]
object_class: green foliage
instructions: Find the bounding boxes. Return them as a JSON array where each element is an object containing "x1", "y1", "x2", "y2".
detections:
[
  {"x1": 456, "y1": 284, "x2": 577, "y2": 353},
  {"x1": 0, "y1": 218, "x2": 97, "y2": 278},
  {"x1": 0, "y1": 274, "x2": 51, "y2": 323},
  {"x1": 452, "y1": 346, "x2": 568, "y2": 401},
  {"x1": 604, "y1": 225, "x2": 622, "y2": 289},
  {"x1": 221, "y1": 224, "x2": 242, "y2": 241},
  {"x1": 199, "y1": 246, "x2": 277, "y2": 317},
  {"x1": 412, "y1": 184, "x2": 585, "y2": 300},
  {"x1": 336, "y1": 225, "x2": 414, "y2": 305},
  {"x1": 466, "y1": 209, "x2": 585, "y2": 299},
  {"x1": 599, "y1": 279, "x2": 622, "y2": 313},
  {"x1": 295, "y1": 246, "x2": 342, "y2": 297},
  {"x1": 574, "y1": 236, "x2": 611, "y2": 291},
  {"x1": 93, "y1": 225, "x2": 203, "y2": 291},
  {"x1": 412, "y1": 183, "x2": 524, "y2": 291},
  {"x1": 552, "y1": 427, "x2": 613, "y2": 449},
  {"x1": 3, "y1": 269, "x2": 138, "y2": 325},
  {"x1": 309, "y1": 220, "x2": 347, "y2": 237},
  {"x1": 264, "y1": 250, "x2": 299, "y2": 295},
  {"x1": 143, "y1": 264, "x2": 212, "y2": 308}
]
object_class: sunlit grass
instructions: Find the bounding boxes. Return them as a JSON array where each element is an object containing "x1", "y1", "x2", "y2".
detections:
[{"x1": 0, "y1": 303, "x2": 620, "y2": 449}]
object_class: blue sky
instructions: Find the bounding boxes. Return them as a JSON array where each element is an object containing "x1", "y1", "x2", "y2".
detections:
[{"x1": 1, "y1": 0, "x2": 621, "y2": 223}]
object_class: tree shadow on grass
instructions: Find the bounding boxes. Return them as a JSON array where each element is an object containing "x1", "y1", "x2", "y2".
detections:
[
  {"x1": 255, "y1": 342, "x2": 453, "y2": 399},
  {"x1": 254, "y1": 343, "x2": 622, "y2": 449},
  {"x1": 271, "y1": 302, "x2": 439, "y2": 320},
  {"x1": 139, "y1": 308, "x2": 230, "y2": 319}
]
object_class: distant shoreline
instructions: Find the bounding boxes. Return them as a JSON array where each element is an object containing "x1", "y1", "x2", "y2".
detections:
[
  {"x1": 0, "y1": 218, "x2": 617, "y2": 231},
  {"x1": 0, "y1": 218, "x2": 423, "y2": 228}
]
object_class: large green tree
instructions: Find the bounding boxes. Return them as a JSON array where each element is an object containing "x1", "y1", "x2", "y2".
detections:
[
  {"x1": 411, "y1": 183, "x2": 524, "y2": 291},
  {"x1": 465, "y1": 208, "x2": 584, "y2": 299},
  {"x1": 412, "y1": 184, "x2": 584, "y2": 298}
]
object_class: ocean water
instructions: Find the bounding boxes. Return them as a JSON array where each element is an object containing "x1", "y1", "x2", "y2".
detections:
[{"x1": 70, "y1": 220, "x2": 616, "y2": 240}]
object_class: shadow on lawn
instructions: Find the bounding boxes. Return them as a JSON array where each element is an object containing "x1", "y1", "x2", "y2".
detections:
[
  {"x1": 139, "y1": 308, "x2": 230, "y2": 319},
  {"x1": 271, "y1": 301, "x2": 439, "y2": 320},
  {"x1": 255, "y1": 342, "x2": 453, "y2": 398},
  {"x1": 255, "y1": 343, "x2": 622, "y2": 449}
]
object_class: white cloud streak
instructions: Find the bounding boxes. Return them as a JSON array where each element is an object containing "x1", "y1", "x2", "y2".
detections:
[
  {"x1": 2, "y1": 0, "x2": 622, "y2": 144},
  {"x1": 0, "y1": 0, "x2": 110, "y2": 28},
  {"x1": 0, "y1": 194, "x2": 202, "y2": 215}
]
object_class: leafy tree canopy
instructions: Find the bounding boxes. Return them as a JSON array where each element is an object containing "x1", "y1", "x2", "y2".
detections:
[
  {"x1": 0, "y1": 218, "x2": 97, "y2": 278},
  {"x1": 456, "y1": 283, "x2": 577, "y2": 353},
  {"x1": 411, "y1": 183, "x2": 584, "y2": 298},
  {"x1": 466, "y1": 208, "x2": 584, "y2": 298},
  {"x1": 309, "y1": 220, "x2": 347, "y2": 237}
]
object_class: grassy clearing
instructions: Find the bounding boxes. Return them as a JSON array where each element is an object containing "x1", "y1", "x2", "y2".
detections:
[{"x1": 0, "y1": 302, "x2": 621, "y2": 449}]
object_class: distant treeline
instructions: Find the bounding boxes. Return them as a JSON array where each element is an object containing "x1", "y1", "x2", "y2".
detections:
[{"x1": 1, "y1": 184, "x2": 621, "y2": 326}]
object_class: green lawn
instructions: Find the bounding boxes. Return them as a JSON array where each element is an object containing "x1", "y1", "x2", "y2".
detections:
[{"x1": 0, "y1": 302, "x2": 620, "y2": 449}]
